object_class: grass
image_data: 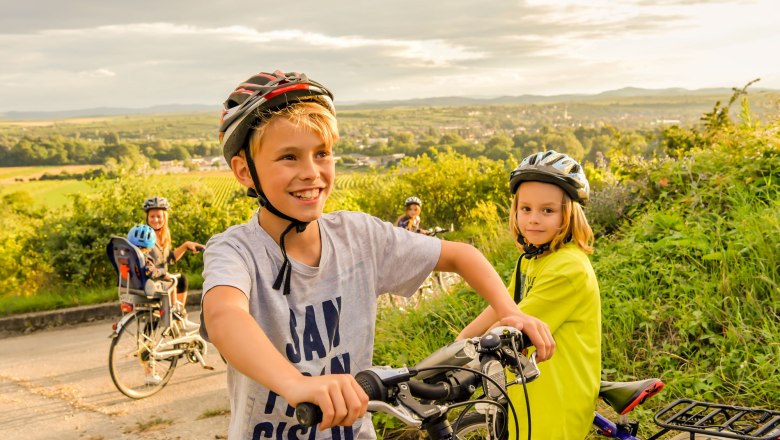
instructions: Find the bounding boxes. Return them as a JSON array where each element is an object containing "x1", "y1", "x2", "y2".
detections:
[
  {"x1": 0, "y1": 271, "x2": 203, "y2": 317},
  {"x1": 197, "y1": 408, "x2": 230, "y2": 419},
  {"x1": 126, "y1": 417, "x2": 173, "y2": 433}
]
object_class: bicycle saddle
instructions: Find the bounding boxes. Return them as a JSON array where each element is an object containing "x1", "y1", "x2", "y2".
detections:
[{"x1": 599, "y1": 378, "x2": 665, "y2": 415}]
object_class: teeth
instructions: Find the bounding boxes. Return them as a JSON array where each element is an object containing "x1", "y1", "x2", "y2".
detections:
[{"x1": 293, "y1": 189, "x2": 320, "y2": 200}]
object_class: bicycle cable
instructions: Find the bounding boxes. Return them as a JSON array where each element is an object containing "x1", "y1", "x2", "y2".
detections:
[
  {"x1": 510, "y1": 335, "x2": 532, "y2": 440},
  {"x1": 413, "y1": 365, "x2": 521, "y2": 440}
]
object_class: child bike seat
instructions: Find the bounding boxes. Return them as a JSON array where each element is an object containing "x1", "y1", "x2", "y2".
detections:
[
  {"x1": 106, "y1": 236, "x2": 171, "y2": 304},
  {"x1": 600, "y1": 378, "x2": 665, "y2": 415}
]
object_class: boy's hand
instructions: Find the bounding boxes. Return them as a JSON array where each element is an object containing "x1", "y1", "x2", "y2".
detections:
[
  {"x1": 499, "y1": 313, "x2": 555, "y2": 362},
  {"x1": 285, "y1": 374, "x2": 368, "y2": 430}
]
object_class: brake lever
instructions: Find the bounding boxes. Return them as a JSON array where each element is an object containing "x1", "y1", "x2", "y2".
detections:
[{"x1": 395, "y1": 382, "x2": 448, "y2": 420}]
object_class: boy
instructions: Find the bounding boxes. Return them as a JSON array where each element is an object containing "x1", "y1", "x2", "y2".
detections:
[{"x1": 201, "y1": 70, "x2": 555, "y2": 439}]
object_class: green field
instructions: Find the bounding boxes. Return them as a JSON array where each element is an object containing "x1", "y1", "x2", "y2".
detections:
[{"x1": 0, "y1": 166, "x2": 384, "y2": 209}]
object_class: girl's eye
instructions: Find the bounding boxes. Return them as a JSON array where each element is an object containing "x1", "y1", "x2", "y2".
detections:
[
  {"x1": 542, "y1": 208, "x2": 557, "y2": 214},
  {"x1": 519, "y1": 207, "x2": 531, "y2": 213},
  {"x1": 280, "y1": 154, "x2": 296, "y2": 161}
]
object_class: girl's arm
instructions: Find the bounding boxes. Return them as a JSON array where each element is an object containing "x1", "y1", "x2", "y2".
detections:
[
  {"x1": 203, "y1": 286, "x2": 368, "y2": 429},
  {"x1": 435, "y1": 240, "x2": 555, "y2": 361}
]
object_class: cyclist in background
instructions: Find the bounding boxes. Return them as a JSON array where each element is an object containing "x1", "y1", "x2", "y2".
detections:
[
  {"x1": 143, "y1": 196, "x2": 203, "y2": 319},
  {"x1": 458, "y1": 151, "x2": 601, "y2": 440},
  {"x1": 201, "y1": 70, "x2": 555, "y2": 440},
  {"x1": 395, "y1": 196, "x2": 428, "y2": 234}
]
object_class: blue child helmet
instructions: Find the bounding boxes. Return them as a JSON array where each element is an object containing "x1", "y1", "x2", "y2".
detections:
[{"x1": 128, "y1": 224, "x2": 156, "y2": 249}]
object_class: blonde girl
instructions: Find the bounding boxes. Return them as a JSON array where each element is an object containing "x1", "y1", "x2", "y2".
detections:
[{"x1": 459, "y1": 150, "x2": 601, "y2": 440}]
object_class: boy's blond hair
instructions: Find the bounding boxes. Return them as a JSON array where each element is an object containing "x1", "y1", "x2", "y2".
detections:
[
  {"x1": 242, "y1": 101, "x2": 339, "y2": 158},
  {"x1": 509, "y1": 188, "x2": 594, "y2": 255}
]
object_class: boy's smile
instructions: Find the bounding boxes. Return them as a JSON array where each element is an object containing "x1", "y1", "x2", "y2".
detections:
[{"x1": 253, "y1": 117, "x2": 334, "y2": 223}]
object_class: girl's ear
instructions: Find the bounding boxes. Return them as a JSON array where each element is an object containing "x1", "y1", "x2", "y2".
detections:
[{"x1": 231, "y1": 155, "x2": 254, "y2": 189}]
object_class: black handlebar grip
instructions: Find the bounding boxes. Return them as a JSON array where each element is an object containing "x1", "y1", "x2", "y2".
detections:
[
  {"x1": 295, "y1": 370, "x2": 387, "y2": 427},
  {"x1": 295, "y1": 403, "x2": 322, "y2": 427}
]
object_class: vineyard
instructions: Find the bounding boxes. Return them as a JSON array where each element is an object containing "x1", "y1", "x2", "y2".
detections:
[{"x1": 0, "y1": 167, "x2": 388, "y2": 210}]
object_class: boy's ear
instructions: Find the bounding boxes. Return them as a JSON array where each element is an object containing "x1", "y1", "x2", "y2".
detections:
[{"x1": 231, "y1": 155, "x2": 255, "y2": 190}]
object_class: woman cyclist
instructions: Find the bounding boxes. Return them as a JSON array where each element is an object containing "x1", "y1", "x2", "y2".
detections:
[{"x1": 143, "y1": 196, "x2": 204, "y2": 318}]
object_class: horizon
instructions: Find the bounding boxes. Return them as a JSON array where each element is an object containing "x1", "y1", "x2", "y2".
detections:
[{"x1": 3, "y1": 0, "x2": 779, "y2": 113}]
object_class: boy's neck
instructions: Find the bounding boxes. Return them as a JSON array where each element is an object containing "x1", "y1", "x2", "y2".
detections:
[{"x1": 257, "y1": 208, "x2": 322, "y2": 266}]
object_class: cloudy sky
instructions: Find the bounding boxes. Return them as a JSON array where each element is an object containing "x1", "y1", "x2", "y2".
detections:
[{"x1": 2, "y1": 0, "x2": 777, "y2": 112}]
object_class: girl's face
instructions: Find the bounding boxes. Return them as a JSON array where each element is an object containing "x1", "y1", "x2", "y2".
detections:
[
  {"x1": 514, "y1": 181, "x2": 565, "y2": 246},
  {"x1": 406, "y1": 204, "x2": 421, "y2": 218},
  {"x1": 146, "y1": 209, "x2": 167, "y2": 231},
  {"x1": 250, "y1": 117, "x2": 334, "y2": 223}
]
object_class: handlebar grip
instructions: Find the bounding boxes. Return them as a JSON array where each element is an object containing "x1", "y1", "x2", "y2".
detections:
[
  {"x1": 295, "y1": 403, "x2": 322, "y2": 427},
  {"x1": 295, "y1": 370, "x2": 387, "y2": 427}
]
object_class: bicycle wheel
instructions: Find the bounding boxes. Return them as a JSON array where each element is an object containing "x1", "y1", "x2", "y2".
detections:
[
  {"x1": 454, "y1": 411, "x2": 509, "y2": 440},
  {"x1": 108, "y1": 310, "x2": 177, "y2": 399}
]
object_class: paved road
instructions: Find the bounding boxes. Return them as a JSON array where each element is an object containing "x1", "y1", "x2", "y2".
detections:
[{"x1": 0, "y1": 312, "x2": 230, "y2": 440}]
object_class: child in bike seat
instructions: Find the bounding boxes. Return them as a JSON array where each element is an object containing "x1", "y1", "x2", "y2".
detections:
[
  {"x1": 395, "y1": 196, "x2": 429, "y2": 234},
  {"x1": 127, "y1": 224, "x2": 172, "y2": 285},
  {"x1": 458, "y1": 151, "x2": 601, "y2": 440},
  {"x1": 127, "y1": 225, "x2": 198, "y2": 331},
  {"x1": 200, "y1": 70, "x2": 556, "y2": 440}
]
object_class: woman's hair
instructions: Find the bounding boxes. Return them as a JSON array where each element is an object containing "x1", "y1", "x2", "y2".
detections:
[
  {"x1": 509, "y1": 185, "x2": 594, "y2": 254},
  {"x1": 244, "y1": 101, "x2": 339, "y2": 158},
  {"x1": 147, "y1": 209, "x2": 172, "y2": 253}
]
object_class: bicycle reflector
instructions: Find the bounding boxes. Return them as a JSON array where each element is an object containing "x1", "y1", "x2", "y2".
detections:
[{"x1": 120, "y1": 303, "x2": 133, "y2": 313}]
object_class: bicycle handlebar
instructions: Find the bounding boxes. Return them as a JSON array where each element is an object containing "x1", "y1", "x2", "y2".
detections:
[{"x1": 295, "y1": 326, "x2": 538, "y2": 429}]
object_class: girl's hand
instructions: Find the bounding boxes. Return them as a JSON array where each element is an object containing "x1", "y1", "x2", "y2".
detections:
[
  {"x1": 285, "y1": 374, "x2": 369, "y2": 430},
  {"x1": 499, "y1": 313, "x2": 555, "y2": 362}
]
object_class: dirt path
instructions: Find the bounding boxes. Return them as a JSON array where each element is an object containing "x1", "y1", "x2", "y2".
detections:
[{"x1": 0, "y1": 312, "x2": 230, "y2": 440}]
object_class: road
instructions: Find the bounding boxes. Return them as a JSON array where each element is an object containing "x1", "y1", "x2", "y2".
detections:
[{"x1": 0, "y1": 312, "x2": 230, "y2": 440}]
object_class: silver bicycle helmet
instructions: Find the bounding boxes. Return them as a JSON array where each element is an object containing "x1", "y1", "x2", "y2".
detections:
[
  {"x1": 404, "y1": 196, "x2": 422, "y2": 207},
  {"x1": 509, "y1": 150, "x2": 590, "y2": 205},
  {"x1": 143, "y1": 196, "x2": 171, "y2": 212}
]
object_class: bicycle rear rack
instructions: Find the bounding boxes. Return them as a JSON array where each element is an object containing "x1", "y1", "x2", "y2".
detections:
[{"x1": 653, "y1": 399, "x2": 780, "y2": 440}]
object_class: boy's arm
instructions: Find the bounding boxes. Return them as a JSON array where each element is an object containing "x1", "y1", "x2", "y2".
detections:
[
  {"x1": 203, "y1": 286, "x2": 368, "y2": 429},
  {"x1": 435, "y1": 240, "x2": 555, "y2": 361}
]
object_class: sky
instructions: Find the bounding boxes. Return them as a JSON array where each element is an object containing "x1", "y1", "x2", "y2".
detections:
[{"x1": 1, "y1": 0, "x2": 778, "y2": 113}]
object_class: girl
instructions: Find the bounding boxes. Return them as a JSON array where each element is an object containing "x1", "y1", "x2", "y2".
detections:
[
  {"x1": 201, "y1": 70, "x2": 555, "y2": 440},
  {"x1": 459, "y1": 150, "x2": 601, "y2": 440},
  {"x1": 395, "y1": 196, "x2": 428, "y2": 234}
]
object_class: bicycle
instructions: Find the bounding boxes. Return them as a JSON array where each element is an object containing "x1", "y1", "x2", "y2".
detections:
[
  {"x1": 452, "y1": 358, "x2": 778, "y2": 440},
  {"x1": 294, "y1": 324, "x2": 779, "y2": 440},
  {"x1": 106, "y1": 236, "x2": 215, "y2": 399},
  {"x1": 296, "y1": 325, "x2": 540, "y2": 440}
]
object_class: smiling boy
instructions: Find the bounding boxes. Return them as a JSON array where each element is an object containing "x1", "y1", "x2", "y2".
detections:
[{"x1": 200, "y1": 70, "x2": 555, "y2": 440}]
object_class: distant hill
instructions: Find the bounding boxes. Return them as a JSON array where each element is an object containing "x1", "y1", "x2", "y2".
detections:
[{"x1": 2, "y1": 87, "x2": 776, "y2": 120}]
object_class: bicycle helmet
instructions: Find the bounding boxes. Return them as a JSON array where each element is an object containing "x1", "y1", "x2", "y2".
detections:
[
  {"x1": 219, "y1": 70, "x2": 335, "y2": 165},
  {"x1": 128, "y1": 224, "x2": 156, "y2": 249},
  {"x1": 218, "y1": 70, "x2": 336, "y2": 296},
  {"x1": 509, "y1": 150, "x2": 589, "y2": 205},
  {"x1": 142, "y1": 196, "x2": 170, "y2": 212},
  {"x1": 404, "y1": 196, "x2": 422, "y2": 207}
]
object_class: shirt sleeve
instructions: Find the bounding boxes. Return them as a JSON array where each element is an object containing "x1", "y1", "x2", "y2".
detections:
[
  {"x1": 361, "y1": 215, "x2": 441, "y2": 297},
  {"x1": 201, "y1": 233, "x2": 253, "y2": 301}
]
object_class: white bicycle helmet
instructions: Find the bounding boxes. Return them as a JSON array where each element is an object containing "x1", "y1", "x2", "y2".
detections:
[
  {"x1": 404, "y1": 196, "x2": 422, "y2": 207},
  {"x1": 509, "y1": 150, "x2": 589, "y2": 205}
]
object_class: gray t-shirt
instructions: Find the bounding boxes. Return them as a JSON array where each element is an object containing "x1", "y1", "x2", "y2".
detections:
[{"x1": 201, "y1": 210, "x2": 441, "y2": 440}]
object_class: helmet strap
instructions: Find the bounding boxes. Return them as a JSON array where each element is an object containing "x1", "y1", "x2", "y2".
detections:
[
  {"x1": 517, "y1": 234, "x2": 551, "y2": 260},
  {"x1": 243, "y1": 143, "x2": 309, "y2": 295}
]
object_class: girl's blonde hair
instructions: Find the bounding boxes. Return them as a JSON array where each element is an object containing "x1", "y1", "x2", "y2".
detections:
[
  {"x1": 245, "y1": 101, "x2": 339, "y2": 157},
  {"x1": 509, "y1": 185, "x2": 594, "y2": 254}
]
